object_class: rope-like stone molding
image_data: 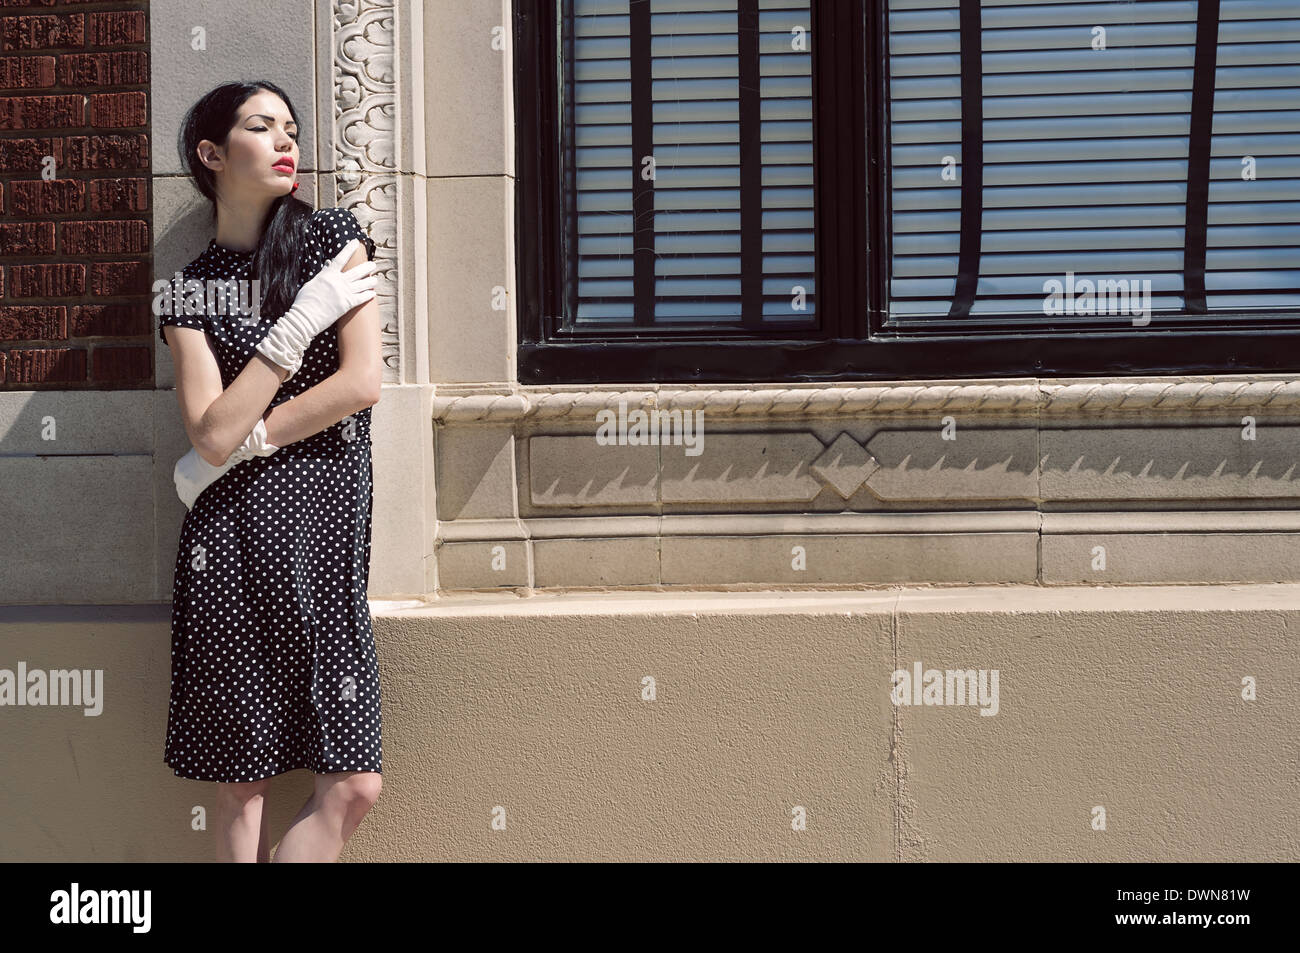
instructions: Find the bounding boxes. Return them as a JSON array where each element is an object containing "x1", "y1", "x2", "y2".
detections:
[
  {"x1": 430, "y1": 378, "x2": 1300, "y2": 423},
  {"x1": 333, "y1": 0, "x2": 399, "y2": 381},
  {"x1": 1040, "y1": 379, "x2": 1300, "y2": 413}
]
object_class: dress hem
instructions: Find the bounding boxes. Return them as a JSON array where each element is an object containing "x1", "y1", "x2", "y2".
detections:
[{"x1": 165, "y1": 758, "x2": 382, "y2": 784}]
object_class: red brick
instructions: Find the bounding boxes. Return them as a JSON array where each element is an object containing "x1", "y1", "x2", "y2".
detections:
[
  {"x1": 70, "y1": 302, "x2": 143, "y2": 337},
  {"x1": 90, "y1": 259, "x2": 148, "y2": 296},
  {"x1": 10, "y1": 177, "x2": 84, "y2": 215},
  {"x1": 0, "y1": 92, "x2": 83, "y2": 129},
  {"x1": 0, "y1": 220, "x2": 55, "y2": 255},
  {"x1": 91, "y1": 344, "x2": 148, "y2": 382},
  {"x1": 60, "y1": 133, "x2": 147, "y2": 170},
  {"x1": 9, "y1": 262, "x2": 84, "y2": 297},
  {"x1": 0, "y1": 53, "x2": 56, "y2": 89},
  {"x1": 0, "y1": 135, "x2": 61, "y2": 171},
  {"x1": 0, "y1": 304, "x2": 64, "y2": 340},
  {"x1": 1, "y1": 13, "x2": 84, "y2": 51},
  {"x1": 5, "y1": 347, "x2": 86, "y2": 383},
  {"x1": 87, "y1": 176, "x2": 144, "y2": 213},
  {"x1": 89, "y1": 90, "x2": 143, "y2": 128},
  {"x1": 61, "y1": 219, "x2": 148, "y2": 255},
  {"x1": 57, "y1": 50, "x2": 146, "y2": 86},
  {"x1": 88, "y1": 10, "x2": 144, "y2": 46}
]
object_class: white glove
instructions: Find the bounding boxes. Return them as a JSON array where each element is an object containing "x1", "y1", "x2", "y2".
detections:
[
  {"x1": 173, "y1": 417, "x2": 280, "y2": 510},
  {"x1": 255, "y1": 238, "x2": 378, "y2": 381}
]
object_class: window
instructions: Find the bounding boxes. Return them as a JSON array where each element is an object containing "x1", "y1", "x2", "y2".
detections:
[
  {"x1": 515, "y1": 0, "x2": 1300, "y2": 384},
  {"x1": 562, "y1": 0, "x2": 816, "y2": 328},
  {"x1": 889, "y1": 0, "x2": 1300, "y2": 326}
]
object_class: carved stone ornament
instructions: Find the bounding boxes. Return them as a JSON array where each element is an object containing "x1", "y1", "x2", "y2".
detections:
[
  {"x1": 333, "y1": 0, "x2": 398, "y2": 379},
  {"x1": 430, "y1": 378, "x2": 1300, "y2": 423}
]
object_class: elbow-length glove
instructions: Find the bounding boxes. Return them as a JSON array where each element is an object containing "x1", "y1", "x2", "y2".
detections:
[
  {"x1": 173, "y1": 417, "x2": 279, "y2": 511},
  {"x1": 254, "y1": 238, "x2": 378, "y2": 381}
]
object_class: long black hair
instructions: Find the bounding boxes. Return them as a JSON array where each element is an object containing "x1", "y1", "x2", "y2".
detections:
[{"x1": 176, "y1": 80, "x2": 312, "y2": 320}]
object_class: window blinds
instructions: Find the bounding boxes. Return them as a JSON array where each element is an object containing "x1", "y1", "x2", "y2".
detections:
[
  {"x1": 564, "y1": 0, "x2": 816, "y2": 327},
  {"x1": 887, "y1": 0, "x2": 1300, "y2": 322}
]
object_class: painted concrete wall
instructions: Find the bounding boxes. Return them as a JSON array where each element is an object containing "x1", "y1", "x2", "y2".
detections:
[{"x1": 1, "y1": 588, "x2": 1295, "y2": 861}]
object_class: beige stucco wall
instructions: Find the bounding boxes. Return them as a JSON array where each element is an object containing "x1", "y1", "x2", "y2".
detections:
[
  {"x1": 1, "y1": 587, "x2": 1295, "y2": 861},
  {"x1": 1, "y1": 0, "x2": 1298, "y2": 861}
]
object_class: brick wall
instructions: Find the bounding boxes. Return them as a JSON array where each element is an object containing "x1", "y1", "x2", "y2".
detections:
[{"x1": 0, "y1": 0, "x2": 149, "y2": 388}]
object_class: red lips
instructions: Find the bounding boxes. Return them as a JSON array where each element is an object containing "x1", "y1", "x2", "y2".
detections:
[{"x1": 272, "y1": 158, "x2": 295, "y2": 172}]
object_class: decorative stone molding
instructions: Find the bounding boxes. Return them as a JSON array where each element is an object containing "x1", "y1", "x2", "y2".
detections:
[
  {"x1": 1042, "y1": 379, "x2": 1300, "y2": 415},
  {"x1": 333, "y1": 0, "x2": 399, "y2": 380},
  {"x1": 525, "y1": 423, "x2": 1300, "y2": 506},
  {"x1": 430, "y1": 377, "x2": 1300, "y2": 423}
]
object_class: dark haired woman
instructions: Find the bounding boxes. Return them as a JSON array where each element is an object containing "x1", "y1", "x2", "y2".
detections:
[{"x1": 160, "y1": 81, "x2": 385, "y2": 862}]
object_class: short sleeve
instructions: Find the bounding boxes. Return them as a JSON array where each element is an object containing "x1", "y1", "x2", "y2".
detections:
[
  {"x1": 310, "y1": 207, "x2": 376, "y2": 263},
  {"x1": 158, "y1": 274, "x2": 210, "y2": 342}
]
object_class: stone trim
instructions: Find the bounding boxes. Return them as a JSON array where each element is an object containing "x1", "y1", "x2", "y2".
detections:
[
  {"x1": 438, "y1": 511, "x2": 1040, "y2": 541},
  {"x1": 431, "y1": 510, "x2": 1300, "y2": 589},
  {"x1": 430, "y1": 377, "x2": 1300, "y2": 423},
  {"x1": 332, "y1": 0, "x2": 399, "y2": 380},
  {"x1": 436, "y1": 510, "x2": 1300, "y2": 542}
]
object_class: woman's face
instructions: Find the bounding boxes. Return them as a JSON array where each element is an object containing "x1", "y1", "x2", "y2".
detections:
[{"x1": 202, "y1": 90, "x2": 300, "y2": 200}]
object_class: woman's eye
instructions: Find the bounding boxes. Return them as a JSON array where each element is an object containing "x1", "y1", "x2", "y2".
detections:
[{"x1": 251, "y1": 126, "x2": 297, "y2": 141}]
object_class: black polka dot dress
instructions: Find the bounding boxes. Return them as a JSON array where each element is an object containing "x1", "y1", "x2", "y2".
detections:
[{"x1": 159, "y1": 207, "x2": 383, "y2": 783}]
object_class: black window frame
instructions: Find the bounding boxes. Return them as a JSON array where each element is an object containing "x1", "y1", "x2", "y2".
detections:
[{"x1": 514, "y1": 0, "x2": 1300, "y2": 385}]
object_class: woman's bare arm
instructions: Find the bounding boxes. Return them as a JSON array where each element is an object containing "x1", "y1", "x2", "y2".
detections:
[{"x1": 163, "y1": 324, "x2": 288, "y2": 467}]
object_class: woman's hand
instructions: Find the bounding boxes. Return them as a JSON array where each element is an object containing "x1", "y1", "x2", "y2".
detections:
[
  {"x1": 173, "y1": 417, "x2": 279, "y2": 510},
  {"x1": 254, "y1": 239, "x2": 378, "y2": 381}
]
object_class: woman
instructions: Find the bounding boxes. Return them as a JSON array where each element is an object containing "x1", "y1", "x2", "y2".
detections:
[{"x1": 159, "y1": 81, "x2": 385, "y2": 862}]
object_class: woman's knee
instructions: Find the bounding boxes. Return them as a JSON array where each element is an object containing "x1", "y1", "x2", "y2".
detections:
[
  {"x1": 328, "y1": 772, "x2": 382, "y2": 812},
  {"x1": 216, "y1": 778, "x2": 271, "y2": 807}
]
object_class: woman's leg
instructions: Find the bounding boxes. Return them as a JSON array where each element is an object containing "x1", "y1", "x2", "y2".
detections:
[
  {"x1": 214, "y1": 779, "x2": 272, "y2": 863},
  {"x1": 271, "y1": 771, "x2": 382, "y2": 862},
  {"x1": 257, "y1": 795, "x2": 272, "y2": 863}
]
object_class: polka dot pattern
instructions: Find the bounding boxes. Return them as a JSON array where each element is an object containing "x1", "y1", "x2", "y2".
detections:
[{"x1": 159, "y1": 207, "x2": 383, "y2": 783}]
